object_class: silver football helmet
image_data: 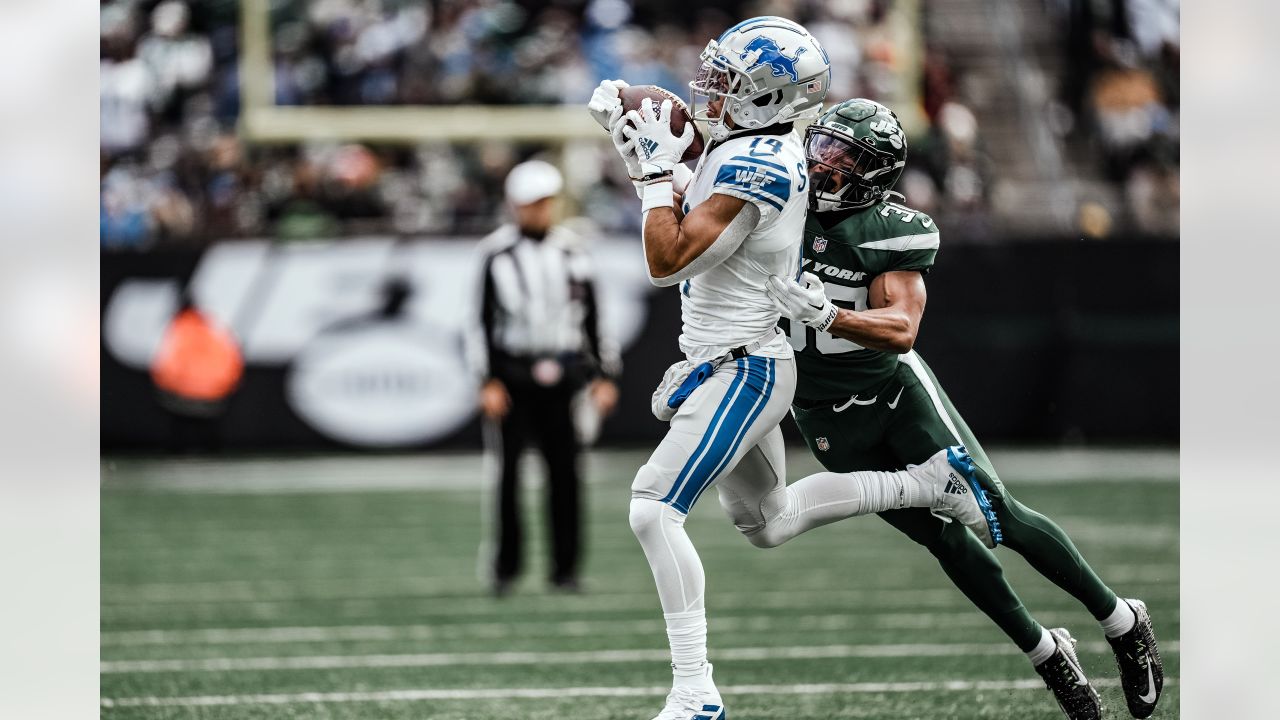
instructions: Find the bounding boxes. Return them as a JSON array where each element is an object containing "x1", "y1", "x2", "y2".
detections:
[{"x1": 688, "y1": 16, "x2": 831, "y2": 142}]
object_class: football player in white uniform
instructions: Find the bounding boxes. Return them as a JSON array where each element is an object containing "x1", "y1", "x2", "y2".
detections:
[{"x1": 587, "y1": 17, "x2": 997, "y2": 720}]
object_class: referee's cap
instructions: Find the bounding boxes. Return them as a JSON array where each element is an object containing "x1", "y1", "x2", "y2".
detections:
[{"x1": 504, "y1": 160, "x2": 563, "y2": 206}]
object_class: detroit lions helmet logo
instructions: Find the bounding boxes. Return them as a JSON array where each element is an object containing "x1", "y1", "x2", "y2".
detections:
[{"x1": 740, "y1": 36, "x2": 807, "y2": 83}]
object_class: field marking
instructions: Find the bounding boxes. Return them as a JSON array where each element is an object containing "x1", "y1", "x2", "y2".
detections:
[
  {"x1": 100, "y1": 640, "x2": 1179, "y2": 674},
  {"x1": 99, "y1": 565, "x2": 1180, "y2": 614},
  {"x1": 101, "y1": 447, "x2": 1178, "y2": 494},
  {"x1": 101, "y1": 606, "x2": 1182, "y2": 648},
  {"x1": 101, "y1": 676, "x2": 1177, "y2": 708},
  {"x1": 98, "y1": 587, "x2": 981, "y2": 624},
  {"x1": 100, "y1": 585, "x2": 1181, "y2": 625},
  {"x1": 99, "y1": 563, "x2": 1179, "y2": 606}
]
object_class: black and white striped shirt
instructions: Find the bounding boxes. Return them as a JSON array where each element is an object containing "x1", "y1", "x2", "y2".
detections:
[{"x1": 471, "y1": 224, "x2": 620, "y2": 384}]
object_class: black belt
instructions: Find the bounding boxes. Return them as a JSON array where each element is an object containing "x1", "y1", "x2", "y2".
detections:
[{"x1": 723, "y1": 327, "x2": 780, "y2": 361}]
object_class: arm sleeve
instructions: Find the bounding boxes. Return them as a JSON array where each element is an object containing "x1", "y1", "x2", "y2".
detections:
[
  {"x1": 644, "y1": 200, "x2": 761, "y2": 287},
  {"x1": 465, "y1": 254, "x2": 499, "y2": 381}
]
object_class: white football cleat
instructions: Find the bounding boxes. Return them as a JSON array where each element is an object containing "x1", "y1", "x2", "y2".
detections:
[
  {"x1": 908, "y1": 445, "x2": 1003, "y2": 548},
  {"x1": 651, "y1": 664, "x2": 725, "y2": 720}
]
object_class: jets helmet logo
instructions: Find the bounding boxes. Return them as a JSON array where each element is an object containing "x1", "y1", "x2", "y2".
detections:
[
  {"x1": 740, "y1": 36, "x2": 807, "y2": 83},
  {"x1": 869, "y1": 119, "x2": 905, "y2": 150}
]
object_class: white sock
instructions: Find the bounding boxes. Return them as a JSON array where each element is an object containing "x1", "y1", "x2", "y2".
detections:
[
  {"x1": 1027, "y1": 627, "x2": 1057, "y2": 666},
  {"x1": 736, "y1": 469, "x2": 916, "y2": 548},
  {"x1": 850, "y1": 469, "x2": 915, "y2": 512},
  {"x1": 666, "y1": 609, "x2": 712, "y2": 687},
  {"x1": 1100, "y1": 599, "x2": 1137, "y2": 638},
  {"x1": 629, "y1": 498, "x2": 712, "y2": 688}
]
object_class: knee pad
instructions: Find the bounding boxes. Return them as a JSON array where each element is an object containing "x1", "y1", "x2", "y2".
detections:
[
  {"x1": 742, "y1": 525, "x2": 783, "y2": 549},
  {"x1": 715, "y1": 491, "x2": 786, "y2": 549},
  {"x1": 629, "y1": 497, "x2": 680, "y2": 542},
  {"x1": 630, "y1": 462, "x2": 673, "y2": 503},
  {"x1": 715, "y1": 486, "x2": 767, "y2": 536}
]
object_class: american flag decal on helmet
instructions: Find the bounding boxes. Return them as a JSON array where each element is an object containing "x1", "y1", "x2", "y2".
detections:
[{"x1": 806, "y1": 79, "x2": 824, "y2": 94}]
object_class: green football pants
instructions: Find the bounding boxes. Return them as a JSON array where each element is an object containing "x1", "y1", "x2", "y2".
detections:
[{"x1": 791, "y1": 351, "x2": 1118, "y2": 652}]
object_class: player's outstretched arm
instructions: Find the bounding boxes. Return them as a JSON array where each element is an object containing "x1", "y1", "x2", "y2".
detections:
[
  {"x1": 768, "y1": 270, "x2": 926, "y2": 353},
  {"x1": 832, "y1": 270, "x2": 926, "y2": 353},
  {"x1": 642, "y1": 193, "x2": 760, "y2": 285}
]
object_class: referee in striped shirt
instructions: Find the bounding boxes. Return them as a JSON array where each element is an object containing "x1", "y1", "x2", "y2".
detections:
[{"x1": 473, "y1": 160, "x2": 621, "y2": 596}]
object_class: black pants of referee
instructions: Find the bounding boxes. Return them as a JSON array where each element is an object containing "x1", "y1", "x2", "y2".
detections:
[{"x1": 490, "y1": 380, "x2": 582, "y2": 586}]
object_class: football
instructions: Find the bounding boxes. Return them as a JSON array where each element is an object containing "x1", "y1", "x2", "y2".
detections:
[{"x1": 618, "y1": 84, "x2": 705, "y2": 162}]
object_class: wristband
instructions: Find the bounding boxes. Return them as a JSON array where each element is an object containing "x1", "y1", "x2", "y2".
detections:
[
  {"x1": 810, "y1": 303, "x2": 839, "y2": 333},
  {"x1": 641, "y1": 180, "x2": 675, "y2": 213},
  {"x1": 672, "y1": 163, "x2": 694, "y2": 194}
]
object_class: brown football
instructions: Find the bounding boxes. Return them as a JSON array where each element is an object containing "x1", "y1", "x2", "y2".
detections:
[{"x1": 618, "y1": 84, "x2": 706, "y2": 163}]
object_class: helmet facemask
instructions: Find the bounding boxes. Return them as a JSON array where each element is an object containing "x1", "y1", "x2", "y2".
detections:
[
  {"x1": 805, "y1": 125, "x2": 902, "y2": 212},
  {"x1": 689, "y1": 41, "x2": 752, "y2": 142}
]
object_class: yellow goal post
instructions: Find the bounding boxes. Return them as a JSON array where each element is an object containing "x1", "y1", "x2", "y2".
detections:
[{"x1": 236, "y1": 0, "x2": 924, "y2": 147}]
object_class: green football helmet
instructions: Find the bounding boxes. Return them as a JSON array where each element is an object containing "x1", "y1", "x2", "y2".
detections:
[{"x1": 804, "y1": 98, "x2": 907, "y2": 211}]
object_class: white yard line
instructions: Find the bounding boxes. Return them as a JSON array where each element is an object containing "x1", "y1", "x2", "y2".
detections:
[
  {"x1": 101, "y1": 580, "x2": 1181, "y2": 624},
  {"x1": 99, "y1": 587, "x2": 968, "y2": 623},
  {"x1": 99, "y1": 563, "x2": 1178, "y2": 606},
  {"x1": 100, "y1": 640, "x2": 1179, "y2": 674},
  {"x1": 101, "y1": 447, "x2": 1178, "y2": 494},
  {"x1": 101, "y1": 606, "x2": 1181, "y2": 648},
  {"x1": 101, "y1": 676, "x2": 1176, "y2": 708}
]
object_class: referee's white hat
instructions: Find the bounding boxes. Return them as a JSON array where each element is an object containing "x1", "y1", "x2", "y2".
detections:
[{"x1": 504, "y1": 160, "x2": 563, "y2": 206}]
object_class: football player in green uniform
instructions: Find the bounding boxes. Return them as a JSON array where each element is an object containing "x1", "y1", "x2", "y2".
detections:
[{"x1": 764, "y1": 99, "x2": 1164, "y2": 720}]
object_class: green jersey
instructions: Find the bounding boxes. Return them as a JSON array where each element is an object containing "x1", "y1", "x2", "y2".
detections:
[{"x1": 781, "y1": 200, "x2": 940, "y2": 402}]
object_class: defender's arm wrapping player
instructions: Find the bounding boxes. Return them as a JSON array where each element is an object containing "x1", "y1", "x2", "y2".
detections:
[
  {"x1": 766, "y1": 99, "x2": 1165, "y2": 720},
  {"x1": 586, "y1": 19, "x2": 998, "y2": 720}
]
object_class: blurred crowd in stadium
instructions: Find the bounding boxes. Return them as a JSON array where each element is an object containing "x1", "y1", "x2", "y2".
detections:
[{"x1": 100, "y1": 0, "x2": 1178, "y2": 250}]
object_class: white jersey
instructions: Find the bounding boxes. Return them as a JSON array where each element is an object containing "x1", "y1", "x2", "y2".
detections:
[{"x1": 677, "y1": 130, "x2": 807, "y2": 361}]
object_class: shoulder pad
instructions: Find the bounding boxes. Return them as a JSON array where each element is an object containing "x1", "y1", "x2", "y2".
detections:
[{"x1": 855, "y1": 202, "x2": 938, "y2": 250}]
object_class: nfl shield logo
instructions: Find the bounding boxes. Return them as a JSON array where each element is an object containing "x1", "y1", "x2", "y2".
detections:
[
  {"x1": 816, "y1": 437, "x2": 830, "y2": 451},
  {"x1": 812, "y1": 236, "x2": 828, "y2": 252}
]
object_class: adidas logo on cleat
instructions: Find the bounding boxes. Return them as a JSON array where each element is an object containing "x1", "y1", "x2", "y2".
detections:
[{"x1": 944, "y1": 473, "x2": 968, "y2": 495}]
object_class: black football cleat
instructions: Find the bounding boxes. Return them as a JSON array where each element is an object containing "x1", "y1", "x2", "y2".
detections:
[
  {"x1": 1034, "y1": 628, "x2": 1103, "y2": 720},
  {"x1": 1107, "y1": 598, "x2": 1164, "y2": 717}
]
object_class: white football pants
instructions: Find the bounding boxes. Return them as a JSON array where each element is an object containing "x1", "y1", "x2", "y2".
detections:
[{"x1": 630, "y1": 353, "x2": 912, "y2": 621}]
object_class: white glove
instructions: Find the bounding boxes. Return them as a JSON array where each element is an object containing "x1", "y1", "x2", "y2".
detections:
[
  {"x1": 631, "y1": 150, "x2": 695, "y2": 199},
  {"x1": 587, "y1": 79, "x2": 628, "y2": 132},
  {"x1": 611, "y1": 117, "x2": 644, "y2": 181},
  {"x1": 767, "y1": 272, "x2": 839, "y2": 332},
  {"x1": 623, "y1": 98, "x2": 694, "y2": 177},
  {"x1": 650, "y1": 359, "x2": 695, "y2": 422}
]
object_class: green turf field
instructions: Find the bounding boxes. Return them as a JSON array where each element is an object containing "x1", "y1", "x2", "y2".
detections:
[{"x1": 101, "y1": 448, "x2": 1178, "y2": 719}]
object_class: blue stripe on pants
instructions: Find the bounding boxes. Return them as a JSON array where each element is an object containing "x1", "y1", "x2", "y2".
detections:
[
  {"x1": 689, "y1": 357, "x2": 776, "y2": 509},
  {"x1": 669, "y1": 356, "x2": 772, "y2": 514},
  {"x1": 659, "y1": 359, "x2": 747, "y2": 508}
]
